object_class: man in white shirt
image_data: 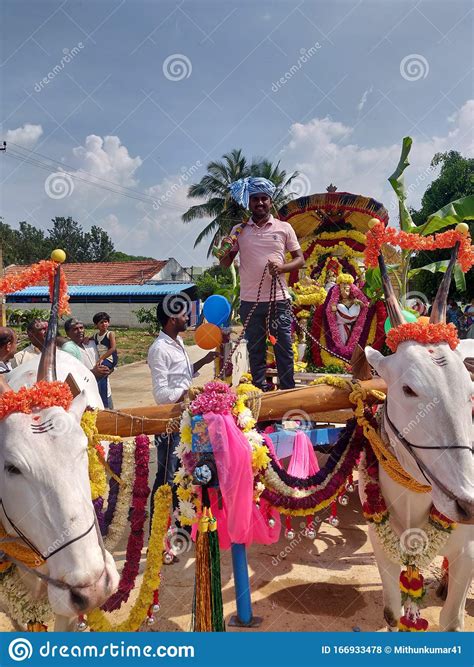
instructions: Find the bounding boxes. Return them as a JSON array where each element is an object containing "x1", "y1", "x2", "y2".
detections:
[
  {"x1": 12, "y1": 318, "x2": 48, "y2": 368},
  {"x1": 148, "y1": 296, "x2": 215, "y2": 545}
]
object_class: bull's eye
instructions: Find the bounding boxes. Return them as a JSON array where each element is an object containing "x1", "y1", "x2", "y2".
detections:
[
  {"x1": 4, "y1": 463, "x2": 22, "y2": 475},
  {"x1": 402, "y1": 385, "x2": 418, "y2": 397}
]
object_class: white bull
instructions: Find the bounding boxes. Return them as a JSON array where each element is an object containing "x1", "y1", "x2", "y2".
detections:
[{"x1": 0, "y1": 350, "x2": 120, "y2": 630}]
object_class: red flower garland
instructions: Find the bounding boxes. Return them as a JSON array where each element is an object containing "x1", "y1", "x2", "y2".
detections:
[
  {"x1": 0, "y1": 381, "x2": 73, "y2": 420},
  {"x1": 386, "y1": 322, "x2": 459, "y2": 352},
  {"x1": 0, "y1": 260, "x2": 70, "y2": 315},
  {"x1": 101, "y1": 434, "x2": 150, "y2": 612},
  {"x1": 364, "y1": 221, "x2": 474, "y2": 273}
]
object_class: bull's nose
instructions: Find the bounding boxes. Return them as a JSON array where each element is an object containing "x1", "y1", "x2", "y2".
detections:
[{"x1": 70, "y1": 588, "x2": 89, "y2": 612}]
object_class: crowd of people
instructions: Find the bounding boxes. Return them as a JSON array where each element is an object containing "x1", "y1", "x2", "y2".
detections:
[{"x1": 0, "y1": 311, "x2": 118, "y2": 408}]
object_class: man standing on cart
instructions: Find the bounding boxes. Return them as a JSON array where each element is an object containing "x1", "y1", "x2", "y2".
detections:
[{"x1": 218, "y1": 177, "x2": 304, "y2": 390}]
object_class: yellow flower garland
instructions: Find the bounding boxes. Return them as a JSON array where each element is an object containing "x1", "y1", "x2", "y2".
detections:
[
  {"x1": 87, "y1": 484, "x2": 171, "y2": 632},
  {"x1": 81, "y1": 410, "x2": 122, "y2": 500}
]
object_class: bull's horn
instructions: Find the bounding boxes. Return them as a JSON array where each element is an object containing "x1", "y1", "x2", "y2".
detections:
[
  {"x1": 429, "y1": 242, "x2": 460, "y2": 324},
  {"x1": 378, "y1": 252, "x2": 406, "y2": 328},
  {"x1": 37, "y1": 265, "x2": 61, "y2": 383},
  {"x1": 351, "y1": 344, "x2": 373, "y2": 381}
]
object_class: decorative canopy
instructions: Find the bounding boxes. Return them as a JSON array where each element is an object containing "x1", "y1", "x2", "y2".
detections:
[{"x1": 278, "y1": 191, "x2": 389, "y2": 242}]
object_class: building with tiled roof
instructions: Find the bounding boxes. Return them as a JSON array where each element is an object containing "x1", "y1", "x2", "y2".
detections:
[
  {"x1": 5, "y1": 258, "x2": 189, "y2": 286},
  {"x1": 6, "y1": 258, "x2": 200, "y2": 328}
]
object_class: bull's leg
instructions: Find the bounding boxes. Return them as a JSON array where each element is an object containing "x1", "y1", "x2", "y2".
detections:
[
  {"x1": 439, "y1": 553, "x2": 473, "y2": 631},
  {"x1": 368, "y1": 526, "x2": 402, "y2": 630},
  {"x1": 54, "y1": 615, "x2": 76, "y2": 631}
]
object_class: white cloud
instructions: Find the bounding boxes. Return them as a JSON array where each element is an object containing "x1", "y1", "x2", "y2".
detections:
[
  {"x1": 279, "y1": 100, "x2": 474, "y2": 217},
  {"x1": 72, "y1": 134, "x2": 142, "y2": 188},
  {"x1": 357, "y1": 86, "x2": 373, "y2": 113},
  {"x1": 5, "y1": 123, "x2": 43, "y2": 148}
]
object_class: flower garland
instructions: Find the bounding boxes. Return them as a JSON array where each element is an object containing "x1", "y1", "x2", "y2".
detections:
[
  {"x1": 81, "y1": 410, "x2": 123, "y2": 501},
  {"x1": 174, "y1": 410, "x2": 201, "y2": 526},
  {"x1": 303, "y1": 239, "x2": 364, "y2": 272},
  {"x1": 0, "y1": 259, "x2": 70, "y2": 315},
  {"x1": 364, "y1": 221, "x2": 474, "y2": 273},
  {"x1": 100, "y1": 442, "x2": 123, "y2": 535},
  {"x1": 87, "y1": 484, "x2": 171, "y2": 632},
  {"x1": 0, "y1": 381, "x2": 72, "y2": 420},
  {"x1": 0, "y1": 568, "x2": 52, "y2": 628},
  {"x1": 361, "y1": 445, "x2": 456, "y2": 631},
  {"x1": 259, "y1": 419, "x2": 362, "y2": 515},
  {"x1": 190, "y1": 380, "x2": 236, "y2": 415},
  {"x1": 386, "y1": 321, "x2": 459, "y2": 352},
  {"x1": 325, "y1": 282, "x2": 369, "y2": 358},
  {"x1": 101, "y1": 434, "x2": 150, "y2": 612},
  {"x1": 104, "y1": 440, "x2": 136, "y2": 551}
]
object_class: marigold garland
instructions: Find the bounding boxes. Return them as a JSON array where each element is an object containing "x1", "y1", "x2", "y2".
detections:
[
  {"x1": 360, "y1": 445, "x2": 456, "y2": 632},
  {"x1": 87, "y1": 484, "x2": 171, "y2": 632},
  {"x1": 0, "y1": 259, "x2": 70, "y2": 315},
  {"x1": 386, "y1": 321, "x2": 459, "y2": 352},
  {"x1": 364, "y1": 221, "x2": 474, "y2": 272},
  {"x1": 0, "y1": 381, "x2": 73, "y2": 420}
]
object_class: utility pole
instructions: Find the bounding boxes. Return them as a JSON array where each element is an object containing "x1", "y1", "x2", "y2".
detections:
[
  {"x1": 0, "y1": 243, "x2": 6, "y2": 326},
  {"x1": 0, "y1": 143, "x2": 8, "y2": 325}
]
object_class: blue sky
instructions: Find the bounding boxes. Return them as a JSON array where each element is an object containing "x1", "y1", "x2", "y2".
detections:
[{"x1": 1, "y1": 0, "x2": 472, "y2": 267}]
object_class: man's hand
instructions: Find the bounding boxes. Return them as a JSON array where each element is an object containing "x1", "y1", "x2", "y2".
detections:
[
  {"x1": 193, "y1": 350, "x2": 217, "y2": 373},
  {"x1": 268, "y1": 261, "x2": 283, "y2": 277},
  {"x1": 92, "y1": 364, "x2": 111, "y2": 379},
  {"x1": 203, "y1": 350, "x2": 217, "y2": 364}
]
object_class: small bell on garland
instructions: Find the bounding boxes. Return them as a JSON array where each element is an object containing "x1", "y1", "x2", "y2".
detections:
[
  {"x1": 328, "y1": 501, "x2": 339, "y2": 527},
  {"x1": 284, "y1": 516, "x2": 295, "y2": 540},
  {"x1": 338, "y1": 493, "x2": 349, "y2": 506},
  {"x1": 304, "y1": 515, "x2": 317, "y2": 540},
  {"x1": 268, "y1": 517, "x2": 276, "y2": 528},
  {"x1": 152, "y1": 589, "x2": 161, "y2": 614},
  {"x1": 76, "y1": 615, "x2": 87, "y2": 631},
  {"x1": 345, "y1": 474, "x2": 355, "y2": 494}
]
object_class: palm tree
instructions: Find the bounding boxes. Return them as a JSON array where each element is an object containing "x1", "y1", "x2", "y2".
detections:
[{"x1": 182, "y1": 148, "x2": 299, "y2": 256}]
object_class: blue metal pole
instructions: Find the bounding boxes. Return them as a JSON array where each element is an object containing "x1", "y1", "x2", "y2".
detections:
[{"x1": 230, "y1": 543, "x2": 253, "y2": 625}]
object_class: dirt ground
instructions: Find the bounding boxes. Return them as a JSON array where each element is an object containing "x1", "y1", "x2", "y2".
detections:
[{"x1": 1, "y1": 352, "x2": 472, "y2": 633}]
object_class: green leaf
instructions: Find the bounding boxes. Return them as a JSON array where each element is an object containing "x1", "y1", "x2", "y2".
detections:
[
  {"x1": 408, "y1": 261, "x2": 466, "y2": 291},
  {"x1": 388, "y1": 137, "x2": 417, "y2": 232},
  {"x1": 453, "y1": 264, "x2": 466, "y2": 292},
  {"x1": 418, "y1": 194, "x2": 474, "y2": 235}
]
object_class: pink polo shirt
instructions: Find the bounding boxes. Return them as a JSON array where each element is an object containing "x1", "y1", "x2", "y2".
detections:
[{"x1": 231, "y1": 215, "x2": 300, "y2": 302}]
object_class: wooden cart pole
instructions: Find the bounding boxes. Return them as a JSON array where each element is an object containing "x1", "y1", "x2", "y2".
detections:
[{"x1": 96, "y1": 378, "x2": 386, "y2": 437}]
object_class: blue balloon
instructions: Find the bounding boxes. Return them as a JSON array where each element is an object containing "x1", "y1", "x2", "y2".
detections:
[{"x1": 203, "y1": 295, "x2": 231, "y2": 326}]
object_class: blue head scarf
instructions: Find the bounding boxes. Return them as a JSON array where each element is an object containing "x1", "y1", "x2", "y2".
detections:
[{"x1": 228, "y1": 177, "x2": 276, "y2": 209}]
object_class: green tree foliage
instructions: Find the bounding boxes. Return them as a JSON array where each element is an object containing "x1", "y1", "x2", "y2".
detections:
[
  {"x1": 194, "y1": 265, "x2": 234, "y2": 301},
  {"x1": 409, "y1": 151, "x2": 474, "y2": 299},
  {"x1": 182, "y1": 148, "x2": 299, "y2": 256},
  {"x1": 1, "y1": 215, "x2": 158, "y2": 266}
]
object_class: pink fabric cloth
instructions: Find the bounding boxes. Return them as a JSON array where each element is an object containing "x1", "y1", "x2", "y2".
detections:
[
  {"x1": 287, "y1": 430, "x2": 320, "y2": 478},
  {"x1": 192, "y1": 412, "x2": 281, "y2": 548},
  {"x1": 231, "y1": 215, "x2": 300, "y2": 301}
]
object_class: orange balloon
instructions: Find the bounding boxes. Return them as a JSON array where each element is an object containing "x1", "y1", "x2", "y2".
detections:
[
  {"x1": 194, "y1": 322, "x2": 222, "y2": 349},
  {"x1": 417, "y1": 316, "x2": 430, "y2": 325}
]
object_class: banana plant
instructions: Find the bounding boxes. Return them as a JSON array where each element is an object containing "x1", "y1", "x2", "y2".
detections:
[{"x1": 387, "y1": 137, "x2": 474, "y2": 298}]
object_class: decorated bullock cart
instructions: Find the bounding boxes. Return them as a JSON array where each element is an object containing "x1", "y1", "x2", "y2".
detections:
[{"x1": 0, "y1": 197, "x2": 472, "y2": 634}]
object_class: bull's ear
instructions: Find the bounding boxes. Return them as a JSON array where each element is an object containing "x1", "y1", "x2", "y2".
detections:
[
  {"x1": 365, "y1": 347, "x2": 387, "y2": 378},
  {"x1": 68, "y1": 390, "x2": 88, "y2": 422}
]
